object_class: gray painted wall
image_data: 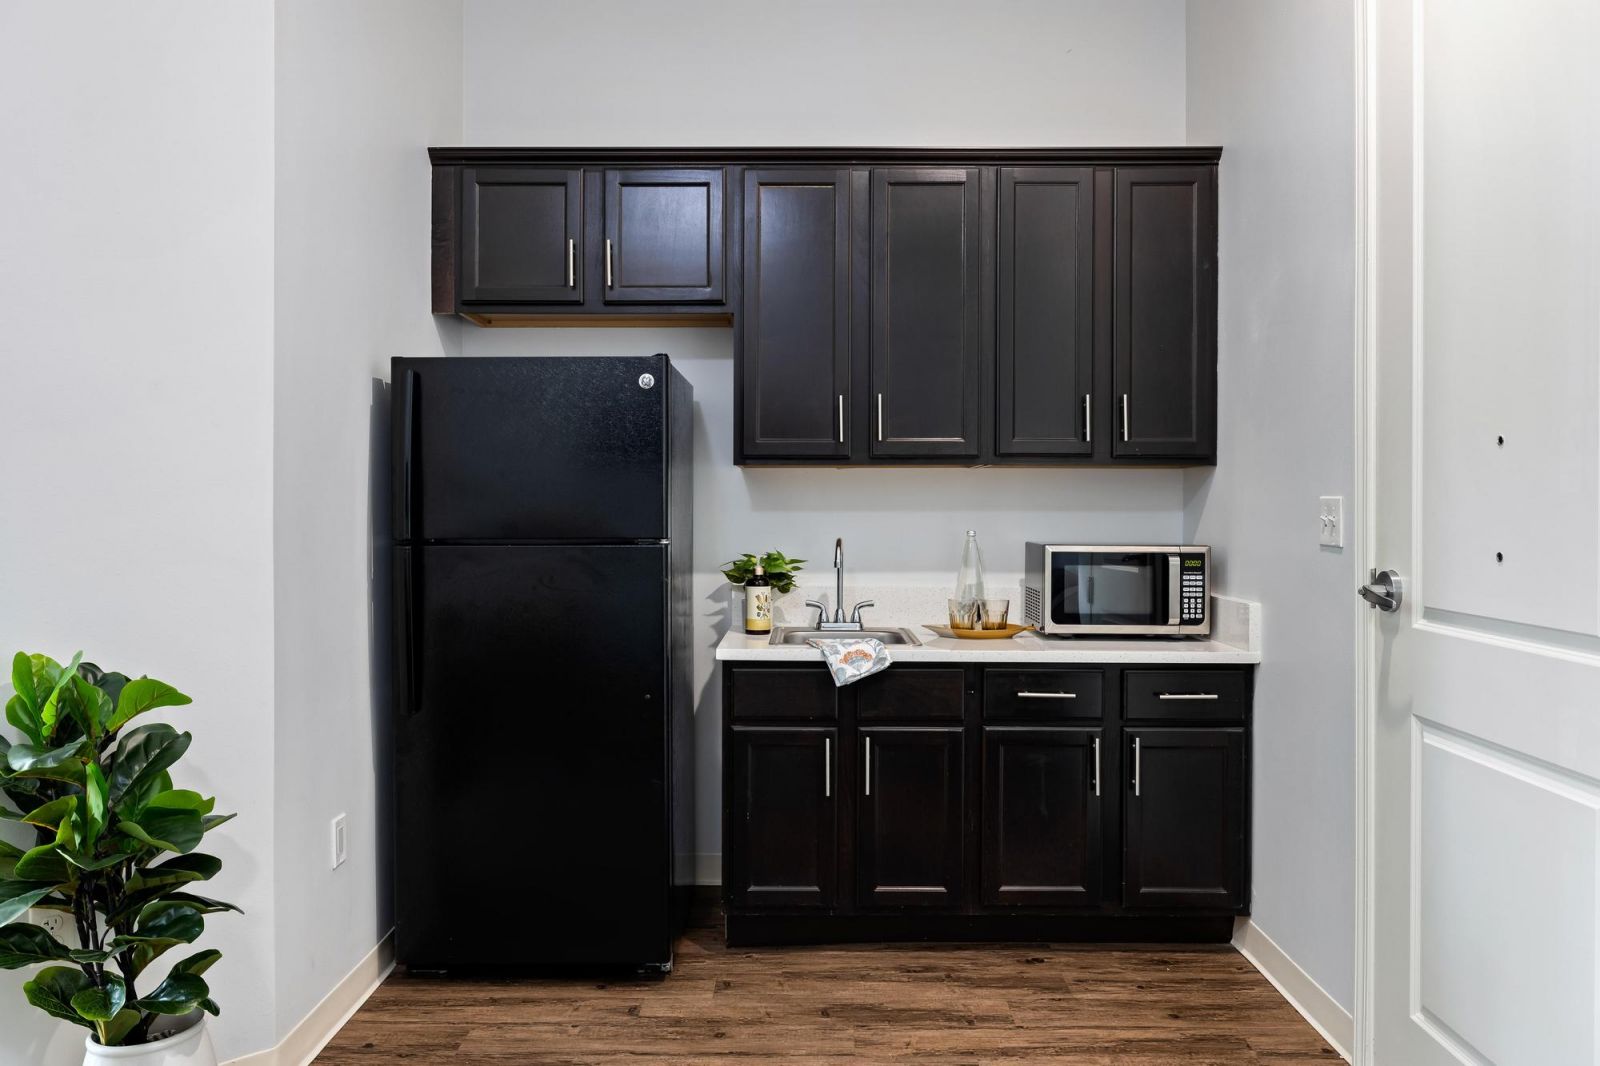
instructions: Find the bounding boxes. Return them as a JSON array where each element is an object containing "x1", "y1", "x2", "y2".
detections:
[{"x1": 1185, "y1": 0, "x2": 1358, "y2": 1012}]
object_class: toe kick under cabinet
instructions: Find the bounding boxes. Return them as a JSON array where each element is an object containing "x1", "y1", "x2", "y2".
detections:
[{"x1": 722, "y1": 662, "x2": 1251, "y2": 945}]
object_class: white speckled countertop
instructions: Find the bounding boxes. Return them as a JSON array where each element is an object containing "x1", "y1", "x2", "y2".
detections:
[{"x1": 715, "y1": 593, "x2": 1261, "y2": 665}]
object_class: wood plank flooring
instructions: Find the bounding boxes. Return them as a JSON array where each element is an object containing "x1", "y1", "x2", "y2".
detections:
[{"x1": 315, "y1": 908, "x2": 1338, "y2": 1064}]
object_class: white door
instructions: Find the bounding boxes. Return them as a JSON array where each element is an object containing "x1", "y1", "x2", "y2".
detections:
[{"x1": 1369, "y1": 1, "x2": 1600, "y2": 1064}]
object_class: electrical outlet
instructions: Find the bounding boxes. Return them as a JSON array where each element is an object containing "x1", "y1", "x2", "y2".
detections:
[
  {"x1": 1319, "y1": 496, "x2": 1344, "y2": 549},
  {"x1": 330, "y1": 813, "x2": 348, "y2": 870},
  {"x1": 27, "y1": 908, "x2": 77, "y2": 948}
]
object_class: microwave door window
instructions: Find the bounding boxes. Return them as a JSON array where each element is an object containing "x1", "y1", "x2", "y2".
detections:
[{"x1": 1050, "y1": 553, "x2": 1165, "y2": 627}]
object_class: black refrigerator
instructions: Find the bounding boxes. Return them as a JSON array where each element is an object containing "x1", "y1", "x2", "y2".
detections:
[{"x1": 390, "y1": 355, "x2": 694, "y2": 973}]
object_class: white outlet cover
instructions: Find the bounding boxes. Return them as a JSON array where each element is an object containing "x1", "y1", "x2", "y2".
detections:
[
  {"x1": 26, "y1": 908, "x2": 77, "y2": 948},
  {"x1": 1319, "y1": 495, "x2": 1345, "y2": 549},
  {"x1": 331, "y1": 813, "x2": 348, "y2": 870}
]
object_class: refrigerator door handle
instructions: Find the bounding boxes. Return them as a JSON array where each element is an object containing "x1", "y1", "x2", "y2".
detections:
[{"x1": 400, "y1": 369, "x2": 418, "y2": 541}]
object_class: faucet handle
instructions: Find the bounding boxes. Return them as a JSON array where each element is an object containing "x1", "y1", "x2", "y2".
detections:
[
  {"x1": 850, "y1": 600, "x2": 876, "y2": 624},
  {"x1": 804, "y1": 599, "x2": 829, "y2": 628}
]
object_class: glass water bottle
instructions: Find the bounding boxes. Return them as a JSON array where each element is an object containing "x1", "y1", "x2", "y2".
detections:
[{"x1": 951, "y1": 530, "x2": 987, "y2": 629}]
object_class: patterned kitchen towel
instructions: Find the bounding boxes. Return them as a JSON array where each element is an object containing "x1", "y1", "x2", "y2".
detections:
[{"x1": 807, "y1": 637, "x2": 892, "y2": 687}]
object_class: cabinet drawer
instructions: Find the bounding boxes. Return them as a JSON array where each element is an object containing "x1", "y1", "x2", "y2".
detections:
[
  {"x1": 984, "y1": 670, "x2": 1103, "y2": 720},
  {"x1": 856, "y1": 669, "x2": 965, "y2": 721},
  {"x1": 1124, "y1": 670, "x2": 1247, "y2": 722},
  {"x1": 728, "y1": 667, "x2": 838, "y2": 721}
]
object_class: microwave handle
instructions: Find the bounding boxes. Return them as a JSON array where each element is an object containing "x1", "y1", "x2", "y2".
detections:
[{"x1": 1167, "y1": 554, "x2": 1181, "y2": 625}]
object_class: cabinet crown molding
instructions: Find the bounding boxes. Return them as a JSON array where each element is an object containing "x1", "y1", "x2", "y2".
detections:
[{"x1": 429, "y1": 146, "x2": 1224, "y2": 167}]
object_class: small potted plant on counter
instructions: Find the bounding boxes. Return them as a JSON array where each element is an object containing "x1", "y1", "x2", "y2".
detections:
[
  {"x1": 721, "y1": 550, "x2": 805, "y2": 625},
  {"x1": 1, "y1": 651, "x2": 234, "y2": 1066}
]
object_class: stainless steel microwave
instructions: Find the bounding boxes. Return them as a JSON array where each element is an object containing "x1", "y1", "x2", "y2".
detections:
[{"x1": 1022, "y1": 544, "x2": 1211, "y2": 637}]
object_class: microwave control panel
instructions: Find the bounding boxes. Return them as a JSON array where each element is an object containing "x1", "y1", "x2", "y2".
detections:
[{"x1": 1180, "y1": 552, "x2": 1208, "y2": 624}]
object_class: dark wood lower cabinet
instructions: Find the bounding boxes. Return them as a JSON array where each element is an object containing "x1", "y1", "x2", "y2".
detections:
[
  {"x1": 982, "y1": 727, "x2": 1101, "y2": 907},
  {"x1": 1123, "y1": 727, "x2": 1246, "y2": 910},
  {"x1": 726, "y1": 726, "x2": 838, "y2": 909},
  {"x1": 857, "y1": 727, "x2": 964, "y2": 908},
  {"x1": 722, "y1": 662, "x2": 1251, "y2": 944}
]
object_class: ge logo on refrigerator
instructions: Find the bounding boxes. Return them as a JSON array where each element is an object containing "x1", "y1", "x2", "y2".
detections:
[{"x1": 638, "y1": 373, "x2": 656, "y2": 390}]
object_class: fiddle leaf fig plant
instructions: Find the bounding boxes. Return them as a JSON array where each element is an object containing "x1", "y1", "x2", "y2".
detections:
[
  {"x1": 720, "y1": 550, "x2": 805, "y2": 595},
  {"x1": 0, "y1": 651, "x2": 235, "y2": 1047}
]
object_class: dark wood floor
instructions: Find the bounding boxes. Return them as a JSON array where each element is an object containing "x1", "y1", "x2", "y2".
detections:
[{"x1": 315, "y1": 908, "x2": 1338, "y2": 1064}]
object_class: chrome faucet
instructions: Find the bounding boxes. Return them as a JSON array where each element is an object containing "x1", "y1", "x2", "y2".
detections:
[{"x1": 804, "y1": 538, "x2": 874, "y2": 630}]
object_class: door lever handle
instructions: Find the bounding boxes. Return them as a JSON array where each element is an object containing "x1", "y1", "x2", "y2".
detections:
[{"x1": 1359, "y1": 569, "x2": 1404, "y2": 613}]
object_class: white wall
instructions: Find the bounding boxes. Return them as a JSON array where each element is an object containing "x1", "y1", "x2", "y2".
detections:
[
  {"x1": 0, "y1": 4, "x2": 279, "y2": 1063},
  {"x1": 464, "y1": 0, "x2": 1187, "y2": 146},
  {"x1": 460, "y1": 0, "x2": 1195, "y2": 866},
  {"x1": 272, "y1": 0, "x2": 462, "y2": 1039},
  {"x1": 1184, "y1": 0, "x2": 1357, "y2": 1013}
]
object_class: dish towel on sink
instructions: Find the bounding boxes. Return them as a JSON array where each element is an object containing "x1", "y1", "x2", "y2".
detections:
[{"x1": 807, "y1": 637, "x2": 892, "y2": 687}]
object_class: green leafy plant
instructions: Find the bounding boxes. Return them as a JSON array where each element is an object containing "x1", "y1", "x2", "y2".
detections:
[
  {"x1": 1, "y1": 651, "x2": 234, "y2": 1047},
  {"x1": 720, "y1": 551, "x2": 805, "y2": 595}
]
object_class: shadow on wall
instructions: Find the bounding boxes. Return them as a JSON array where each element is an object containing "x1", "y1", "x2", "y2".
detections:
[{"x1": 367, "y1": 378, "x2": 394, "y2": 938}]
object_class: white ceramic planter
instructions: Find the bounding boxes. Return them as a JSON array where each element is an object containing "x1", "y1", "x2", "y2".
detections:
[{"x1": 83, "y1": 1012, "x2": 216, "y2": 1066}]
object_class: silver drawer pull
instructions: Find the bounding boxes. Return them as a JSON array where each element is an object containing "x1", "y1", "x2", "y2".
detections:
[
  {"x1": 864, "y1": 736, "x2": 872, "y2": 796},
  {"x1": 567, "y1": 237, "x2": 576, "y2": 288},
  {"x1": 1157, "y1": 693, "x2": 1220, "y2": 701},
  {"x1": 1092, "y1": 736, "x2": 1101, "y2": 797},
  {"x1": 824, "y1": 737, "x2": 831, "y2": 798},
  {"x1": 1133, "y1": 737, "x2": 1142, "y2": 796},
  {"x1": 1017, "y1": 691, "x2": 1077, "y2": 700}
]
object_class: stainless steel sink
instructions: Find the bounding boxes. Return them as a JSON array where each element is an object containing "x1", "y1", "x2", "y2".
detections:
[{"x1": 770, "y1": 626, "x2": 922, "y2": 647}]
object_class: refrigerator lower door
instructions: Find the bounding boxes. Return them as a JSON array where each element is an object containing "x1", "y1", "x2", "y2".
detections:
[{"x1": 396, "y1": 543, "x2": 671, "y2": 968}]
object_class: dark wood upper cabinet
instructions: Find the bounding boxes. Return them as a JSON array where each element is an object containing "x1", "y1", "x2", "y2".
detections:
[
  {"x1": 997, "y1": 168, "x2": 1095, "y2": 457},
  {"x1": 459, "y1": 167, "x2": 583, "y2": 305},
  {"x1": 603, "y1": 168, "x2": 724, "y2": 304},
  {"x1": 1112, "y1": 166, "x2": 1217, "y2": 459},
  {"x1": 1123, "y1": 727, "x2": 1245, "y2": 910},
  {"x1": 738, "y1": 169, "x2": 855, "y2": 459},
  {"x1": 857, "y1": 726, "x2": 964, "y2": 908},
  {"x1": 727, "y1": 726, "x2": 838, "y2": 909},
  {"x1": 982, "y1": 727, "x2": 1103, "y2": 907},
  {"x1": 869, "y1": 168, "x2": 985, "y2": 459}
]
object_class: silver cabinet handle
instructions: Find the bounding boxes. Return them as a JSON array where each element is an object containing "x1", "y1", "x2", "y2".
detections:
[
  {"x1": 1157, "y1": 692, "x2": 1220, "y2": 701},
  {"x1": 1092, "y1": 736, "x2": 1101, "y2": 797},
  {"x1": 1017, "y1": 691, "x2": 1077, "y2": 700},
  {"x1": 1121, "y1": 394, "x2": 1130, "y2": 442},
  {"x1": 567, "y1": 237, "x2": 575, "y2": 288},
  {"x1": 876, "y1": 393, "x2": 884, "y2": 442},
  {"x1": 838, "y1": 394, "x2": 845, "y2": 444},
  {"x1": 605, "y1": 238, "x2": 614, "y2": 288},
  {"x1": 1133, "y1": 737, "x2": 1142, "y2": 797},
  {"x1": 824, "y1": 736, "x2": 831, "y2": 798},
  {"x1": 864, "y1": 736, "x2": 872, "y2": 796},
  {"x1": 1084, "y1": 394, "x2": 1092, "y2": 443}
]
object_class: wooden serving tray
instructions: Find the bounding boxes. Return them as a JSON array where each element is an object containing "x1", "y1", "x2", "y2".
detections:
[{"x1": 923, "y1": 623, "x2": 1035, "y2": 640}]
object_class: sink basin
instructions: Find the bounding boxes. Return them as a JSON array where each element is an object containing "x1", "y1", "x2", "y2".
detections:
[{"x1": 770, "y1": 626, "x2": 922, "y2": 647}]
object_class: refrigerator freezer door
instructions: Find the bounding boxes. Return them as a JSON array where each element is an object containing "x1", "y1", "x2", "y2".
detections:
[
  {"x1": 396, "y1": 356, "x2": 668, "y2": 543},
  {"x1": 395, "y1": 543, "x2": 671, "y2": 968}
]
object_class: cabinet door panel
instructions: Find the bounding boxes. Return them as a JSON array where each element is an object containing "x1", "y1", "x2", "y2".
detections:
[
  {"x1": 728, "y1": 727, "x2": 837, "y2": 909},
  {"x1": 740, "y1": 170, "x2": 853, "y2": 458},
  {"x1": 1124, "y1": 728, "x2": 1245, "y2": 910},
  {"x1": 1112, "y1": 167, "x2": 1216, "y2": 459},
  {"x1": 997, "y1": 168, "x2": 1095, "y2": 456},
  {"x1": 604, "y1": 168, "x2": 724, "y2": 303},
  {"x1": 983, "y1": 727, "x2": 1102, "y2": 907},
  {"x1": 858, "y1": 727, "x2": 964, "y2": 907},
  {"x1": 460, "y1": 167, "x2": 583, "y2": 304},
  {"x1": 870, "y1": 168, "x2": 983, "y2": 458}
]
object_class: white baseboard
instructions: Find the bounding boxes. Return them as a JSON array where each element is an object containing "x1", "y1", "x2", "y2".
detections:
[
  {"x1": 693, "y1": 852, "x2": 722, "y2": 886},
  {"x1": 1233, "y1": 918, "x2": 1353, "y2": 1062},
  {"x1": 225, "y1": 932, "x2": 394, "y2": 1066}
]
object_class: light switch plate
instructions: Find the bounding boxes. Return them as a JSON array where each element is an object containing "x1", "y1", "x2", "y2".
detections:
[
  {"x1": 1319, "y1": 496, "x2": 1344, "y2": 549},
  {"x1": 331, "y1": 813, "x2": 348, "y2": 870}
]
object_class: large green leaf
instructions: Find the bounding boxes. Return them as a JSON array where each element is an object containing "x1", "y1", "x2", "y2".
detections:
[
  {"x1": 62, "y1": 848, "x2": 133, "y2": 873},
  {"x1": 22, "y1": 795, "x2": 76, "y2": 831},
  {"x1": 82, "y1": 762, "x2": 108, "y2": 846},
  {"x1": 23, "y1": 965, "x2": 94, "y2": 1028},
  {"x1": 115, "y1": 902, "x2": 205, "y2": 977},
  {"x1": 108, "y1": 678, "x2": 191, "y2": 734},
  {"x1": 10, "y1": 653, "x2": 38, "y2": 714},
  {"x1": 68, "y1": 675, "x2": 112, "y2": 743},
  {"x1": 6, "y1": 737, "x2": 88, "y2": 785},
  {"x1": 70, "y1": 975, "x2": 126, "y2": 1022},
  {"x1": 99, "y1": 1007, "x2": 142, "y2": 1046},
  {"x1": 0, "y1": 880, "x2": 58, "y2": 926},
  {"x1": 6, "y1": 692, "x2": 43, "y2": 749},
  {"x1": 169, "y1": 947, "x2": 222, "y2": 977},
  {"x1": 163, "y1": 892, "x2": 242, "y2": 916},
  {"x1": 36, "y1": 652, "x2": 83, "y2": 743},
  {"x1": 107, "y1": 725, "x2": 190, "y2": 805},
  {"x1": 118, "y1": 807, "x2": 203, "y2": 854},
  {"x1": 76, "y1": 664, "x2": 129, "y2": 716},
  {"x1": 146, "y1": 789, "x2": 214, "y2": 816},
  {"x1": 13, "y1": 843, "x2": 71, "y2": 883},
  {"x1": 127, "y1": 852, "x2": 220, "y2": 890},
  {"x1": 136, "y1": 972, "x2": 209, "y2": 1016},
  {"x1": 0, "y1": 923, "x2": 74, "y2": 968}
]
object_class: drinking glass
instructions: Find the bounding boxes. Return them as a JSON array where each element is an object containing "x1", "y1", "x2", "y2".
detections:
[
  {"x1": 979, "y1": 598, "x2": 1011, "y2": 629},
  {"x1": 947, "y1": 598, "x2": 980, "y2": 630}
]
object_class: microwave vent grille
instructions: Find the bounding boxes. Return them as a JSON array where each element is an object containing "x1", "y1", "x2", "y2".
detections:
[{"x1": 1022, "y1": 584, "x2": 1043, "y2": 627}]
